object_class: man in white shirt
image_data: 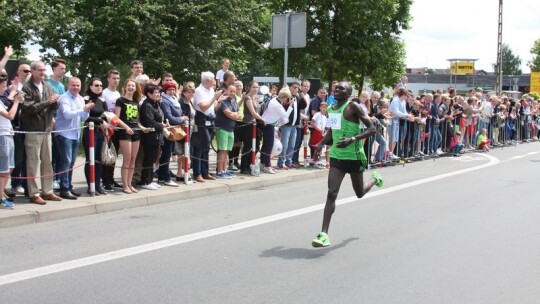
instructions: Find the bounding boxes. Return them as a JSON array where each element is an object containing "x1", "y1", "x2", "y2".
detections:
[
  {"x1": 191, "y1": 71, "x2": 225, "y2": 182},
  {"x1": 102, "y1": 69, "x2": 121, "y2": 112},
  {"x1": 101, "y1": 69, "x2": 121, "y2": 191}
]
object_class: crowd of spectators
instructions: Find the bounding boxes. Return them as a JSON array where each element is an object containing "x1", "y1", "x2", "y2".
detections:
[{"x1": 1, "y1": 47, "x2": 538, "y2": 209}]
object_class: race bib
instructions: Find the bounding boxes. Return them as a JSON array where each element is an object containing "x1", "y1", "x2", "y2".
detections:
[{"x1": 328, "y1": 113, "x2": 341, "y2": 130}]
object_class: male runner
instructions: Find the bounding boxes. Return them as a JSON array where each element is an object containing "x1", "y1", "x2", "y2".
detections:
[{"x1": 312, "y1": 82, "x2": 383, "y2": 247}]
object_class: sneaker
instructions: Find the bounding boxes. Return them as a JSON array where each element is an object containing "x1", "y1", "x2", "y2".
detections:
[
  {"x1": 151, "y1": 182, "x2": 162, "y2": 188},
  {"x1": 227, "y1": 163, "x2": 239, "y2": 172},
  {"x1": 312, "y1": 232, "x2": 330, "y2": 247},
  {"x1": 113, "y1": 181, "x2": 123, "y2": 188},
  {"x1": 261, "y1": 166, "x2": 276, "y2": 174},
  {"x1": 0, "y1": 198, "x2": 14, "y2": 209},
  {"x1": 53, "y1": 180, "x2": 60, "y2": 190},
  {"x1": 103, "y1": 184, "x2": 114, "y2": 192},
  {"x1": 224, "y1": 171, "x2": 237, "y2": 178},
  {"x1": 388, "y1": 153, "x2": 400, "y2": 161},
  {"x1": 371, "y1": 171, "x2": 383, "y2": 187},
  {"x1": 142, "y1": 183, "x2": 158, "y2": 190},
  {"x1": 12, "y1": 186, "x2": 25, "y2": 195},
  {"x1": 215, "y1": 172, "x2": 232, "y2": 179},
  {"x1": 163, "y1": 180, "x2": 179, "y2": 187},
  {"x1": 436, "y1": 148, "x2": 444, "y2": 155}
]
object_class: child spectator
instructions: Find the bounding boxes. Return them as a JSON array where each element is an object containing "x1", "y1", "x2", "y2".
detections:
[
  {"x1": 310, "y1": 102, "x2": 328, "y2": 168},
  {"x1": 449, "y1": 130, "x2": 464, "y2": 156},
  {"x1": 477, "y1": 128, "x2": 491, "y2": 152}
]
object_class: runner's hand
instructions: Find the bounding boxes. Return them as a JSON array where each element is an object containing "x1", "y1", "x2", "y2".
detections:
[{"x1": 336, "y1": 137, "x2": 353, "y2": 148}]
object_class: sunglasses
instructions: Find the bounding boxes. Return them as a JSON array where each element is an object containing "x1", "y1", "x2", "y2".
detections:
[
  {"x1": 93, "y1": 84, "x2": 103, "y2": 87},
  {"x1": 21, "y1": 70, "x2": 31, "y2": 73}
]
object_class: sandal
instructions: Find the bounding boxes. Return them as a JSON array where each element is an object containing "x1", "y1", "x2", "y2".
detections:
[
  {"x1": 122, "y1": 188, "x2": 132, "y2": 194},
  {"x1": 129, "y1": 186, "x2": 138, "y2": 193}
]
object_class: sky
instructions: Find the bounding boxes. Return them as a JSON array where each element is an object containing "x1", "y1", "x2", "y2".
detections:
[{"x1": 402, "y1": 0, "x2": 540, "y2": 73}]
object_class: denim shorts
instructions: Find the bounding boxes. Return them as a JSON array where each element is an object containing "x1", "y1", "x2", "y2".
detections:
[{"x1": 0, "y1": 135, "x2": 15, "y2": 173}]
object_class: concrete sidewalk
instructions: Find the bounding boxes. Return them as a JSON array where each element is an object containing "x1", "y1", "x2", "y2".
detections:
[{"x1": 0, "y1": 156, "x2": 328, "y2": 228}]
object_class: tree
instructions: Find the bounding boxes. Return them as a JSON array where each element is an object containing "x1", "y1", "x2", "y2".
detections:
[
  {"x1": 529, "y1": 38, "x2": 540, "y2": 72},
  {"x1": 265, "y1": 0, "x2": 412, "y2": 90},
  {"x1": 493, "y1": 43, "x2": 522, "y2": 75},
  {"x1": 0, "y1": 0, "x2": 47, "y2": 57},
  {"x1": 31, "y1": 0, "x2": 270, "y2": 84}
]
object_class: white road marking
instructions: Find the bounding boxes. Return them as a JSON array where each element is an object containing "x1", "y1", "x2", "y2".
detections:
[{"x1": 0, "y1": 153, "x2": 507, "y2": 286}]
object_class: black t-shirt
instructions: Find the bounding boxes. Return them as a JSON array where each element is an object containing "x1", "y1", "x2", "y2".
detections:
[{"x1": 116, "y1": 97, "x2": 139, "y2": 129}]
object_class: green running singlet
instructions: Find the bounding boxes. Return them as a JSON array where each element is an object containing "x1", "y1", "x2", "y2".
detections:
[{"x1": 327, "y1": 101, "x2": 368, "y2": 169}]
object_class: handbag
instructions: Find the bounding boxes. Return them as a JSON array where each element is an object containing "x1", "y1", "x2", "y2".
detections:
[
  {"x1": 166, "y1": 126, "x2": 186, "y2": 141},
  {"x1": 101, "y1": 128, "x2": 117, "y2": 165}
]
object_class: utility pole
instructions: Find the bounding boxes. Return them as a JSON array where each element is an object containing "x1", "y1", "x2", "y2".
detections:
[{"x1": 496, "y1": 0, "x2": 503, "y2": 95}]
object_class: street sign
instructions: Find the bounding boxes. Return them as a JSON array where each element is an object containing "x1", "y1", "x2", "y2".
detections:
[
  {"x1": 270, "y1": 13, "x2": 306, "y2": 49},
  {"x1": 450, "y1": 62, "x2": 474, "y2": 75},
  {"x1": 530, "y1": 72, "x2": 540, "y2": 93}
]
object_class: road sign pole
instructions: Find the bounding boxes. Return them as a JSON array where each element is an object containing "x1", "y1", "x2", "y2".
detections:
[{"x1": 283, "y1": 13, "x2": 290, "y2": 87}]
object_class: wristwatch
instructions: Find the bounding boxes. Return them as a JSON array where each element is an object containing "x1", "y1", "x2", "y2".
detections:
[{"x1": 350, "y1": 136, "x2": 356, "y2": 142}]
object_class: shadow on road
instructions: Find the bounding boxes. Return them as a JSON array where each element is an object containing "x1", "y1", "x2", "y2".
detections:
[{"x1": 258, "y1": 237, "x2": 359, "y2": 260}]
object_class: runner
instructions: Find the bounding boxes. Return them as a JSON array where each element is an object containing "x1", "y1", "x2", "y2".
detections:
[{"x1": 311, "y1": 82, "x2": 384, "y2": 248}]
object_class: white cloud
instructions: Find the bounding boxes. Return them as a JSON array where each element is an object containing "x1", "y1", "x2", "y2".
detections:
[{"x1": 402, "y1": 0, "x2": 540, "y2": 73}]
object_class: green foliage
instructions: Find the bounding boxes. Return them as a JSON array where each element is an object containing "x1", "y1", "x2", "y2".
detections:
[
  {"x1": 265, "y1": 0, "x2": 412, "y2": 90},
  {"x1": 493, "y1": 43, "x2": 522, "y2": 75},
  {"x1": 5, "y1": 0, "x2": 409, "y2": 91},
  {"x1": 0, "y1": 0, "x2": 47, "y2": 57},
  {"x1": 529, "y1": 39, "x2": 540, "y2": 72}
]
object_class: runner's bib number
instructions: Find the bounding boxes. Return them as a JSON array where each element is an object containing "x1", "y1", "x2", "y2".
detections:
[{"x1": 328, "y1": 113, "x2": 341, "y2": 130}]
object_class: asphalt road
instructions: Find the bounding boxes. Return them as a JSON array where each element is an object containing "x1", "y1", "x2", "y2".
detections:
[{"x1": 1, "y1": 143, "x2": 539, "y2": 304}]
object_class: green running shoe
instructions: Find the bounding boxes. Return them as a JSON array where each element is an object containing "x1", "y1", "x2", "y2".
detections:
[
  {"x1": 371, "y1": 171, "x2": 383, "y2": 187},
  {"x1": 312, "y1": 232, "x2": 330, "y2": 248}
]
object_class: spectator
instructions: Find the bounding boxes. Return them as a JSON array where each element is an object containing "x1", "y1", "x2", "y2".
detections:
[
  {"x1": 158, "y1": 81, "x2": 184, "y2": 187},
  {"x1": 55, "y1": 77, "x2": 93, "y2": 200},
  {"x1": 240, "y1": 81, "x2": 265, "y2": 174},
  {"x1": 0, "y1": 46, "x2": 13, "y2": 71},
  {"x1": 83, "y1": 78, "x2": 110, "y2": 195},
  {"x1": 20, "y1": 61, "x2": 63, "y2": 205},
  {"x1": 215, "y1": 84, "x2": 240, "y2": 178},
  {"x1": 477, "y1": 128, "x2": 491, "y2": 152},
  {"x1": 228, "y1": 79, "x2": 244, "y2": 172},
  {"x1": 114, "y1": 79, "x2": 139, "y2": 194},
  {"x1": 261, "y1": 87, "x2": 294, "y2": 174},
  {"x1": 5, "y1": 63, "x2": 31, "y2": 196},
  {"x1": 371, "y1": 99, "x2": 390, "y2": 162},
  {"x1": 388, "y1": 88, "x2": 412, "y2": 160},
  {"x1": 130, "y1": 60, "x2": 144, "y2": 79},
  {"x1": 175, "y1": 85, "x2": 196, "y2": 180},
  {"x1": 449, "y1": 130, "x2": 464, "y2": 156},
  {"x1": 309, "y1": 88, "x2": 327, "y2": 157},
  {"x1": 292, "y1": 80, "x2": 311, "y2": 167},
  {"x1": 139, "y1": 84, "x2": 166, "y2": 190},
  {"x1": 191, "y1": 71, "x2": 223, "y2": 183},
  {"x1": 310, "y1": 101, "x2": 328, "y2": 168},
  {"x1": 0, "y1": 71, "x2": 24, "y2": 208},
  {"x1": 101, "y1": 69, "x2": 122, "y2": 191},
  {"x1": 48, "y1": 59, "x2": 67, "y2": 192},
  {"x1": 215, "y1": 58, "x2": 230, "y2": 88},
  {"x1": 277, "y1": 81, "x2": 302, "y2": 169}
]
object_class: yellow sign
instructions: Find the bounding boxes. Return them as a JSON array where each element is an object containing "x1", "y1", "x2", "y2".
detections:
[
  {"x1": 450, "y1": 62, "x2": 474, "y2": 75},
  {"x1": 531, "y1": 72, "x2": 540, "y2": 93}
]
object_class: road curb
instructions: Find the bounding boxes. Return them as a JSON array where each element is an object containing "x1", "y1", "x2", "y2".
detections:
[{"x1": 0, "y1": 169, "x2": 328, "y2": 228}]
